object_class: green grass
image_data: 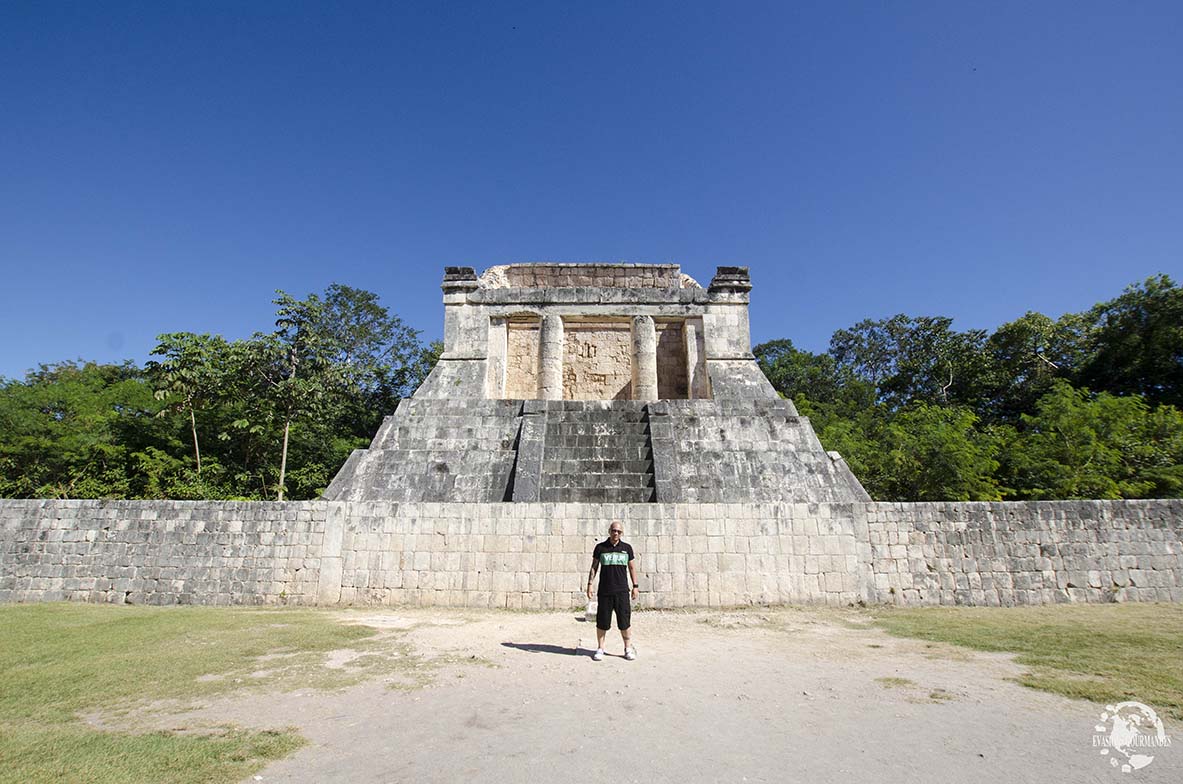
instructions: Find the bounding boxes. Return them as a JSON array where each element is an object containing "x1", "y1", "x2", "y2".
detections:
[
  {"x1": 870, "y1": 603, "x2": 1183, "y2": 721},
  {"x1": 0, "y1": 725, "x2": 302, "y2": 784},
  {"x1": 0, "y1": 603, "x2": 389, "y2": 784},
  {"x1": 874, "y1": 676, "x2": 914, "y2": 688}
]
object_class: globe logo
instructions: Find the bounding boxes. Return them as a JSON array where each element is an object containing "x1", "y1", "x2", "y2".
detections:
[{"x1": 1093, "y1": 701, "x2": 1172, "y2": 773}]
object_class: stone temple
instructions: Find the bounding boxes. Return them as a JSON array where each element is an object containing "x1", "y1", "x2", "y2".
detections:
[
  {"x1": 5, "y1": 264, "x2": 1181, "y2": 609},
  {"x1": 325, "y1": 263, "x2": 869, "y2": 505}
]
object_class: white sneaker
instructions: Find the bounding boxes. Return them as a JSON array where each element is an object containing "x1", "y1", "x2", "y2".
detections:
[
  {"x1": 592, "y1": 648, "x2": 604, "y2": 661},
  {"x1": 624, "y1": 647, "x2": 637, "y2": 661}
]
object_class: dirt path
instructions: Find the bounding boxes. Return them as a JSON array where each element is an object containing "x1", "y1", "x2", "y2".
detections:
[{"x1": 126, "y1": 607, "x2": 1182, "y2": 783}]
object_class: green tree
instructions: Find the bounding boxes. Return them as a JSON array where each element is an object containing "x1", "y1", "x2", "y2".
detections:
[
  {"x1": 233, "y1": 329, "x2": 332, "y2": 502},
  {"x1": 230, "y1": 284, "x2": 430, "y2": 501},
  {"x1": 881, "y1": 404, "x2": 1003, "y2": 501},
  {"x1": 1078, "y1": 275, "x2": 1183, "y2": 406},
  {"x1": 754, "y1": 339, "x2": 848, "y2": 404},
  {"x1": 0, "y1": 362, "x2": 166, "y2": 498},
  {"x1": 145, "y1": 333, "x2": 230, "y2": 477},
  {"x1": 979, "y1": 311, "x2": 1085, "y2": 423},
  {"x1": 797, "y1": 397, "x2": 883, "y2": 495},
  {"x1": 829, "y1": 315, "x2": 990, "y2": 409},
  {"x1": 1001, "y1": 381, "x2": 1183, "y2": 499}
]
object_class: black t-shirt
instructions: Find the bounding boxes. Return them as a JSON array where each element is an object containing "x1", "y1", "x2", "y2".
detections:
[{"x1": 593, "y1": 539, "x2": 634, "y2": 595}]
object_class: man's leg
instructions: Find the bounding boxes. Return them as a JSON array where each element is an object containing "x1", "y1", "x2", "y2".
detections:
[
  {"x1": 593, "y1": 595, "x2": 612, "y2": 659},
  {"x1": 618, "y1": 594, "x2": 635, "y2": 659}
]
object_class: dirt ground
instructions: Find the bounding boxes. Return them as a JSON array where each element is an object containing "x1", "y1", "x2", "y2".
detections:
[{"x1": 119, "y1": 606, "x2": 1181, "y2": 783}]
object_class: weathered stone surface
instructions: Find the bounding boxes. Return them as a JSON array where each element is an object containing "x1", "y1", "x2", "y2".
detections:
[
  {"x1": 328, "y1": 263, "x2": 867, "y2": 504},
  {"x1": 864, "y1": 500, "x2": 1183, "y2": 606},
  {"x1": 8, "y1": 265, "x2": 1173, "y2": 611},
  {"x1": 2, "y1": 499, "x2": 1179, "y2": 608},
  {"x1": 324, "y1": 398, "x2": 523, "y2": 503},
  {"x1": 538, "y1": 314, "x2": 564, "y2": 401},
  {"x1": 562, "y1": 321, "x2": 632, "y2": 400},
  {"x1": 630, "y1": 315, "x2": 658, "y2": 401}
]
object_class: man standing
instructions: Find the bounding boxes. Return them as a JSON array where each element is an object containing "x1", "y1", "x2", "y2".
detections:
[{"x1": 587, "y1": 521, "x2": 638, "y2": 661}]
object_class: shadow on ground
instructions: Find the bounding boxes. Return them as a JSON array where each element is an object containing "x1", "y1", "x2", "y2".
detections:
[{"x1": 500, "y1": 642, "x2": 582, "y2": 656}]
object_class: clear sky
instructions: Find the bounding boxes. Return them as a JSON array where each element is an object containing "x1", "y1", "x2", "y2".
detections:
[{"x1": 2, "y1": 1, "x2": 1180, "y2": 380}]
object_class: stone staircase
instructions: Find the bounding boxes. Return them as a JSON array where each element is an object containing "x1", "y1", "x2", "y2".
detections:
[
  {"x1": 325, "y1": 397, "x2": 868, "y2": 504},
  {"x1": 539, "y1": 403, "x2": 656, "y2": 503}
]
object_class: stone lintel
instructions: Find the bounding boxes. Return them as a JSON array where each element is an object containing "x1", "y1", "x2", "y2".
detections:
[
  {"x1": 488, "y1": 303, "x2": 707, "y2": 320},
  {"x1": 469, "y1": 286, "x2": 709, "y2": 306}
]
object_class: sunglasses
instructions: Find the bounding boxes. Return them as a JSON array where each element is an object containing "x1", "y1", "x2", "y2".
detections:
[{"x1": 609, "y1": 529, "x2": 622, "y2": 534}]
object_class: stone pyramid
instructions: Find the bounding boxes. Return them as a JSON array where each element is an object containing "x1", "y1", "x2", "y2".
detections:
[{"x1": 325, "y1": 263, "x2": 868, "y2": 503}]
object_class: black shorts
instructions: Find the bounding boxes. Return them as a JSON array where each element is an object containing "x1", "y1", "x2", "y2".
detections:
[{"x1": 596, "y1": 591, "x2": 631, "y2": 631}]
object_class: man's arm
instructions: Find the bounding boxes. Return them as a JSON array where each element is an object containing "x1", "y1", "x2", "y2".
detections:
[
  {"x1": 586, "y1": 557, "x2": 599, "y2": 600},
  {"x1": 628, "y1": 556, "x2": 638, "y2": 600}
]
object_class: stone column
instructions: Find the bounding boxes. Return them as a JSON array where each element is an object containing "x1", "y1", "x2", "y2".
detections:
[
  {"x1": 538, "y1": 314, "x2": 564, "y2": 400},
  {"x1": 684, "y1": 319, "x2": 707, "y2": 399},
  {"x1": 486, "y1": 317, "x2": 507, "y2": 399},
  {"x1": 631, "y1": 315, "x2": 659, "y2": 401}
]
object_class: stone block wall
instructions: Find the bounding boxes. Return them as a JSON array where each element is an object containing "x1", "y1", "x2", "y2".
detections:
[
  {"x1": 502, "y1": 263, "x2": 682, "y2": 289},
  {"x1": 867, "y1": 500, "x2": 1183, "y2": 605},
  {"x1": 324, "y1": 399, "x2": 522, "y2": 503},
  {"x1": 0, "y1": 500, "x2": 324, "y2": 605},
  {"x1": 562, "y1": 322, "x2": 633, "y2": 400},
  {"x1": 328, "y1": 501, "x2": 869, "y2": 608},
  {"x1": 505, "y1": 319, "x2": 540, "y2": 399},
  {"x1": 434, "y1": 264, "x2": 769, "y2": 403},
  {"x1": 2, "y1": 498, "x2": 1180, "y2": 608},
  {"x1": 655, "y1": 321, "x2": 688, "y2": 399},
  {"x1": 658, "y1": 399, "x2": 871, "y2": 503}
]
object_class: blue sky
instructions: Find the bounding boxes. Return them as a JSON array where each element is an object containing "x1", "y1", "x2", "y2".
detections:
[{"x1": 2, "y1": 1, "x2": 1180, "y2": 380}]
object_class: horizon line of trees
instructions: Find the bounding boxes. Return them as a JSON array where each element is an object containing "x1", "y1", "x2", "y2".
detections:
[
  {"x1": 756, "y1": 274, "x2": 1183, "y2": 501},
  {"x1": 1, "y1": 275, "x2": 1180, "y2": 502},
  {"x1": 0, "y1": 284, "x2": 440, "y2": 501}
]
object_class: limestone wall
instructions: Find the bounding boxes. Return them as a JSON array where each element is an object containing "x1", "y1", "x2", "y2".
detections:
[
  {"x1": 433, "y1": 264, "x2": 771, "y2": 402},
  {"x1": 1, "y1": 500, "x2": 868, "y2": 607},
  {"x1": 503, "y1": 264, "x2": 682, "y2": 289},
  {"x1": 867, "y1": 500, "x2": 1183, "y2": 605},
  {"x1": 2, "y1": 499, "x2": 1179, "y2": 608},
  {"x1": 562, "y1": 322, "x2": 632, "y2": 400},
  {"x1": 0, "y1": 500, "x2": 324, "y2": 605},
  {"x1": 505, "y1": 320, "x2": 540, "y2": 399},
  {"x1": 655, "y1": 322, "x2": 688, "y2": 399},
  {"x1": 328, "y1": 501, "x2": 869, "y2": 608}
]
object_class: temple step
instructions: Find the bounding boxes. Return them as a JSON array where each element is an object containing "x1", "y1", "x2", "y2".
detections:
[{"x1": 537, "y1": 404, "x2": 657, "y2": 503}]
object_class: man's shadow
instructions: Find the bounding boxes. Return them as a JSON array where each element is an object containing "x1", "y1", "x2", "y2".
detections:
[{"x1": 500, "y1": 642, "x2": 583, "y2": 656}]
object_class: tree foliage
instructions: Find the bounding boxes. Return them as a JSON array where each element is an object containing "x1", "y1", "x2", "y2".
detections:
[
  {"x1": 2, "y1": 276, "x2": 1180, "y2": 503},
  {"x1": 1078, "y1": 274, "x2": 1183, "y2": 406},
  {"x1": 0, "y1": 285, "x2": 434, "y2": 500},
  {"x1": 757, "y1": 275, "x2": 1183, "y2": 501}
]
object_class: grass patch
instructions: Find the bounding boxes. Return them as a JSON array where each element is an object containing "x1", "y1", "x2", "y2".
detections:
[
  {"x1": 870, "y1": 603, "x2": 1183, "y2": 721},
  {"x1": 0, "y1": 602, "x2": 391, "y2": 783},
  {"x1": 874, "y1": 676, "x2": 914, "y2": 688},
  {"x1": 0, "y1": 724, "x2": 302, "y2": 784}
]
